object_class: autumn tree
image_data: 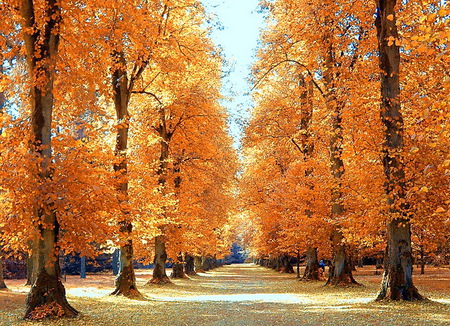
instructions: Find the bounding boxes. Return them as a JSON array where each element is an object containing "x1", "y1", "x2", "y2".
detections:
[{"x1": 18, "y1": 0, "x2": 78, "y2": 318}]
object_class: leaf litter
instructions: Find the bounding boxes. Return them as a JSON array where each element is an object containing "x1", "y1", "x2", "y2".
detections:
[{"x1": 1, "y1": 264, "x2": 450, "y2": 325}]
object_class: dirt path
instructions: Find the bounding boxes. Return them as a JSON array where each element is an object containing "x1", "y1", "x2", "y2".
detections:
[{"x1": 1, "y1": 264, "x2": 450, "y2": 325}]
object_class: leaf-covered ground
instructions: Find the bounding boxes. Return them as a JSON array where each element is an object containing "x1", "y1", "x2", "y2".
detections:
[{"x1": 1, "y1": 264, "x2": 450, "y2": 325}]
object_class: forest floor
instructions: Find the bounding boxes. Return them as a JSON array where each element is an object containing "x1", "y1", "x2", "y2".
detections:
[{"x1": 1, "y1": 263, "x2": 450, "y2": 325}]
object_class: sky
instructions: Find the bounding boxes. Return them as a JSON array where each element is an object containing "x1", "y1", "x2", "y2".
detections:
[{"x1": 202, "y1": 0, "x2": 265, "y2": 148}]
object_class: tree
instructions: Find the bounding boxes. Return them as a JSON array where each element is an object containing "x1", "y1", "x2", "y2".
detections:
[
  {"x1": 19, "y1": 0, "x2": 78, "y2": 318},
  {"x1": 375, "y1": 0, "x2": 422, "y2": 301}
]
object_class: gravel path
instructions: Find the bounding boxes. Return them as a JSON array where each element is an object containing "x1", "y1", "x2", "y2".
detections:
[{"x1": 1, "y1": 263, "x2": 450, "y2": 325}]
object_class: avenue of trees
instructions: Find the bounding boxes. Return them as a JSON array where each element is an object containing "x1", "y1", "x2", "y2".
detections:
[
  {"x1": 241, "y1": 0, "x2": 449, "y2": 300},
  {"x1": 0, "y1": 0, "x2": 237, "y2": 319},
  {"x1": 0, "y1": 0, "x2": 449, "y2": 321}
]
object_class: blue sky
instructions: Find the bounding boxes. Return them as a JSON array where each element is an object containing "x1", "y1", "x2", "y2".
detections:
[{"x1": 202, "y1": 0, "x2": 265, "y2": 148}]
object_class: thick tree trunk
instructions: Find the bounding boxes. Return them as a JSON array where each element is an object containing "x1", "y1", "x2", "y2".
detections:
[
  {"x1": 302, "y1": 247, "x2": 321, "y2": 281},
  {"x1": 268, "y1": 258, "x2": 277, "y2": 269},
  {"x1": 203, "y1": 256, "x2": 212, "y2": 271},
  {"x1": 110, "y1": 50, "x2": 141, "y2": 299},
  {"x1": 279, "y1": 255, "x2": 294, "y2": 273},
  {"x1": 111, "y1": 227, "x2": 142, "y2": 298},
  {"x1": 375, "y1": 0, "x2": 422, "y2": 301},
  {"x1": 25, "y1": 213, "x2": 78, "y2": 318},
  {"x1": 0, "y1": 256, "x2": 6, "y2": 290},
  {"x1": 326, "y1": 229, "x2": 358, "y2": 286},
  {"x1": 184, "y1": 254, "x2": 196, "y2": 275},
  {"x1": 377, "y1": 221, "x2": 422, "y2": 300},
  {"x1": 148, "y1": 235, "x2": 171, "y2": 284},
  {"x1": 194, "y1": 256, "x2": 205, "y2": 273},
  {"x1": 20, "y1": 0, "x2": 77, "y2": 319},
  {"x1": 171, "y1": 253, "x2": 187, "y2": 279}
]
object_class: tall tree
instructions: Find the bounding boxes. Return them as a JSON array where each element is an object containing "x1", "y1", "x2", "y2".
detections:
[
  {"x1": 109, "y1": 49, "x2": 143, "y2": 298},
  {"x1": 375, "y1": 0, "x2": 422, "y2": 300},
  {"x1": 20, "y1": 0, "x2": 78, "y2": 318},
  {"x1": 0, "y1": 55, "x2": 6, "y2": 291},
  {"x1": 322, "y1": 11, "x2": 357, "y2": 286}
]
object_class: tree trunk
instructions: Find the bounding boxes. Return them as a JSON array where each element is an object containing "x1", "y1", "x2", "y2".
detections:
[
  {"x1": 26, "y1": 248, "x2": 35, "y2": 286},
  {"x1": 375, "y1": 257, "x2": 383, "y2": 275},
  {"x1": 303, "y1": 247, "x2": 321, "y2": 281},
  {"x1": 377, "y1": 221, "x2": 422, "y2": 300},
  {"x1": 375, "y1": 0, "x2": 422, "y2": 301},
  {"x1": 0, "y1": 256, "x2": 6, "y2": 290},
  {"x1": 0, "y1": 60, "x2": 6, "y2": 291},
  {"x1": 110, "y1": 50, "x2": 141, "y2": 299},
  {"x1": 268, "y1": 258, "x2": 276, "y2": 269},
  {"x1": 148, "y1": 235, "x2": 171, "y2": 284},
  {"x1": 148, "y1": 105, "x2": 173, "y2": 285},
  {"x1": 171, "y1": 253, "x2": 187, "y2": 279},
  {"x1": 184, "y1": 254, "x2": 196, "y2": 275},
  {"x1": 80, "y1": 256, "x2": 86, "y2": 279},
  {"x1": 322, "y1": 20, "x2": 357, "y2": 287},
  {"x1": 194, "y1": 256, "x2": 205, "y2": 273},
  {"x1": 419, "y1": 247, "x2": 425, "y2": 275},
  {"x1": 358, "y1": 257, "x2": 364, "y2": 268},
  {"x1": 111, "y1": 229, "x2": 142, "y2": 298},
  {"x1": 279, "y1": 255, "x2": 294, "y2": 273},
  {"x1": 20, "y1": 0, "x2": 77, "y2": 319},
  {"x1": 326, "y1": 229, "x2": 358, "y2": 286},
  {"x1": 203, "y1": 256, "x2": 212, "y2": 271},
  {"x1": 112, "y1": 249, "x2": 120, "y2": 276},
  {"x1": 296, "y1": 252, "x2": 301, "y2": 279}
]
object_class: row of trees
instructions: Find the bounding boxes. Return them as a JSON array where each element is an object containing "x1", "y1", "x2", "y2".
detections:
[
  {"x1": 0, "y1": 0, "x2": 237, "y2": 319},
  {"x1": 241, "y1": 0, "x2": 449, "y2": 300}
]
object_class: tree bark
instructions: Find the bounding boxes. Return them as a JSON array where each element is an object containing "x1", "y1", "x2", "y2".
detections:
[
  {"x1": 112, "y1": 249, "x2": 120, "y2": 276},
  {"x1": 375, "y1": 257, "x2": 383, "y2": 275},
  {"x1": 111, "y1": 227, "x2": 141, "y2": 298},
  {"x1": 377, "y1": 221, "x2": 422, "y2": 300},
  {"x1": 194, "y1": 256, "x2": 205, "y2": 273},
  {"x1": 268, "y1": 258, "x2": 277, "y2": 269},
  {"x1": 326, "y1": 229, "x2": 358, "y2": 286},
  {"x1": 323, "y1": 31, "x2": 357, "y2": 286},
  {"x1": 302, "y1": 247, "x2": 321, "y2": 281},
  {"x1": 279, "y1": 255, "x2": 294, "y2": 273},
  {"x1": 0, "y1": 256, "x2": 6, "y2": 290},
  {"x1": 203, "y1": 256, "x2": 212, "y2": 271},
  {"x1": 148, "y1": 105, "x2": 173, "y2": 285},
  {"x1": 147, "y1": 235, "x2": 170, "y2": 284},
  {"x1": 184, "y1": 254, "x2": 196, "y2": 275},
  {"x1": 80, "y1": 256, "x2": 86, "y2": 279},
  {"x1": 25, "y1": 247, "x2": 35, "y2": 286},
  {"x1": 419, "y1": 247, "x2": 425, "y2": 275},
  {"x1": 20, "y1": 0, "x2": 78, "y2": 318},
  {"x1": 375, "y1": 0, "x2": 422, "y2": 301},
  {"x1": 109, "y1": 50, "x2": 141, "y2": 299},
  {"x1": 171, "y1": 253, "x2": 187, "y2": 279},
  {"x1": 358, "y1": 257, "x2": 364, "y2": 268}
]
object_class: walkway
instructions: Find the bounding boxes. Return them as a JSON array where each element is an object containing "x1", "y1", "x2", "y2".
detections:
[{"x1": 1, "y1": 263, "x2": 450, "y2": 325}]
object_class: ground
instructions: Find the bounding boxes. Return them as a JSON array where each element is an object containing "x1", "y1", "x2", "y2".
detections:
[{"x1": 1, "y1": 264, "x2": 450, "y2": 325}]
